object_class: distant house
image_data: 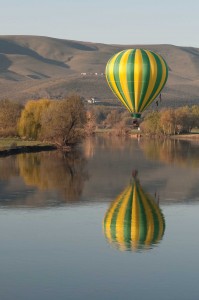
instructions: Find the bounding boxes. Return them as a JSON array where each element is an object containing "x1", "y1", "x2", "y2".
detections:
[
  {"x1": 87, "y1": 97, "x2": 101, "y2": 104},
  {"x1": 87, "y1": 97, "x2": 95, "y2": 104}
]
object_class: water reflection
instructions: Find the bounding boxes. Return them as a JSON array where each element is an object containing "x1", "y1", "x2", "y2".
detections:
[
  {"x1": 140, "y1": 138, "x2": 199, "y2": 168},
  {"x1": 83, "y1": 135, "x2": 134, "y2": 158},
  {"x1": 1, "y1": 136, "x2": 199, "y2": 208},
  {"x1": 103, "y1": 172, "x2": 165, "y2": 252},
  {"x1": 0, "y1": 150, "x2": 88, "y2": 207}
]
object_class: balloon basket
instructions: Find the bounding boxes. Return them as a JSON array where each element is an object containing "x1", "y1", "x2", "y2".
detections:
[{"x1": 131, "y1": 113, "x2": 141, "y2": 119}]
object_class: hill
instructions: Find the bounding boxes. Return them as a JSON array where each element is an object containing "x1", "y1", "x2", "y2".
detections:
[{"x1": 0, "y1": 35, "x2": 199, "y2": 106}]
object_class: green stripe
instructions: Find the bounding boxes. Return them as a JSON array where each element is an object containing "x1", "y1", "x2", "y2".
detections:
[
  {"x1": 113, "y1": 51, "x2": 131, "y2": 110},
  {"x1": 127, "y1": 49, "x2": 136, "y2": 112},
  {"x1": 123, "y1": 185, "x2": 134, "y2": 249},
  {"x1": 105, "y1": 61, "x2": 119, "y2": 100},
  {"x1": 110, "y1": 188, "x2": 128, "y2": 242},
  {"x1": 141, "y1": 52, "x2": 163, "y2": 110},
  {"x1": 136, "y1": 186, "x2": 147, "y2": 244},
  {"x1": 138, "y1": 49, "x2": 151, "y2": 111}
]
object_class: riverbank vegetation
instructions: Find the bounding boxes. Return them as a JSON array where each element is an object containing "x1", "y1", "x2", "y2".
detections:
[
  {"x1": 0, "y1": 95, "x2": 86, "y2": 151},
  {"x1": 140, "y1": 106, "x2": 199, "y2": 136},
  {"x1": 0, "y1": 97, "x2": 199, "y2": 153}
]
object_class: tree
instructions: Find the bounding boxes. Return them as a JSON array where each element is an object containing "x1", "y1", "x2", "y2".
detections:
[
  {"x1": 105, "y1": 109, "x2": 121, "y2": 128},
  {"x1": 175, "y1": 106, "x2": 191, "y2": 133},
  {"x1": 140, "y1": 111, "x2": 161, "y2": 135},
  {"x1": 0, "y1": 99, "x2": 22, "y2": 136},
  {"x1": 84, "y1": 110, "x2": 96, "y2": 135},
  {"x1": 41, "y1": 95, "x2": 86, "y2": 148},
  {"x1": 160, "y1": 109, "x2": 176, "y2": 135},
  {"x1": 18, "y1": 99, "x2": 51, "y2": 139},
  {"x1": 191, "y1": 105, "x2": 199, "y2": 129}
]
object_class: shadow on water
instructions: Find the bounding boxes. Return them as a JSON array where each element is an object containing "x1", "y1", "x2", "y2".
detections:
[{"x1": 0, "y1": 150, "x2": 89, "y2": 208}]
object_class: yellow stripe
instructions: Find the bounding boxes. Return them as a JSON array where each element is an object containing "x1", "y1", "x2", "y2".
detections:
[
  {"x1": 148, "y1": 54, "x2": 167, "y2": 103},
  {"x1": 104, "y1": 186, "x2": 129, "y2": 242},
  {"x1": 138, "y1": 186, "x2": 154, "y2": 246},
  {"x1": 106, "y1": 52, "x2": 131, "y2": 112},
  {"x1": 115, "y1": 185, "x2": 132, "y2": 251},
  {"x1": 119, "y1": 50, "x2": 134, "y2": 111},
  {"x1": 131, "y1": 183, "x2": 140, "y2": 249},
  {"x1": 134, "y1": 49, "x2": 143, "y2": 112},
  {"x1": 139, "y1": 50, "x2": 157, "y2": 112}
]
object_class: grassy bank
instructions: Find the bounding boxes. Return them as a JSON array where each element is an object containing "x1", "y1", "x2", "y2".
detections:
[
  {"x1": 0, "y1": 138, "x2": 51, "y2": 150},
  {"x1": 0, "y1": 138, "x2": 56, "y2": 157}
]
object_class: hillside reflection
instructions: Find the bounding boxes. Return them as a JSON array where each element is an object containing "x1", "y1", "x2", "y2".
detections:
[
  {"x1": 103, "y1": 173, "x2": 165, "y2": 252},
  {"x1": 139, "y1": 139, "x2": 199, "y2": 168},
  {"x1": 0, "y1": 150, "x2": 88, "y2": 207}
]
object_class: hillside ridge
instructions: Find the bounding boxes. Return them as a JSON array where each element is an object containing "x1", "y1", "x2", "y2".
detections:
[{"x1": 0, "y1": 35, "x2": 199, "y2": 105}]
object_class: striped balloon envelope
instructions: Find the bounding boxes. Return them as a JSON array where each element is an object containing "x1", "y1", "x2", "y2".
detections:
[
  {"x1": 103, "y1": 178, "x2": 165, "y2": 251},
  {"x1": 105, "y1": 49, "x2": 168, "y2": 118}
]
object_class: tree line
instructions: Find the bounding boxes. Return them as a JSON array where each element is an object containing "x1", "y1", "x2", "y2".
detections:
[
  {"x1": 0, "y1": 97, "x2": 199, "y2": 146},
  {"x1": 140, "y1": 106, "x2": 199, "y2": 136},
  {"x1": 0, "y1": 96, "x2": 86, "y2": 148},
  {"x1": 0, "y1": 97, "x2": 135, "y2": 143}
]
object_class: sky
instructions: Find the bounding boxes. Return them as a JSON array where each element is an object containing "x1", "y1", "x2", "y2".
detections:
[{"x1": 0, "y1": 0, "x2": 199, "y2": 47}]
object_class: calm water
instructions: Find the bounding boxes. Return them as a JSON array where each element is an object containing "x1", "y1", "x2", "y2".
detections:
[{"x1": 0, "y1": 136, "x2": 199, "y2": 300}]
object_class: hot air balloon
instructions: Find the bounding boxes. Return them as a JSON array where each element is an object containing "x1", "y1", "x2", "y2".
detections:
[
  {"x1": 105, "y1": 49, "x2": 168, "y2": 119},
  {"x1": 103, "y1": 174, "x2": 165, "y2": 251}
]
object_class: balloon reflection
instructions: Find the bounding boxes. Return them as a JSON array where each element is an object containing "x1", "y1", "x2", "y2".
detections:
[{"x1": 103, "y1": 173, "x2": 165, "y2": 251}]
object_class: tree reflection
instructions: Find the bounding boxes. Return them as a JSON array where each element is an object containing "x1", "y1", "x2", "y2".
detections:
[
  {"x1": 17, "y1": 151, "x2": 88, "y2": 202},
  {"x1": 0, "y1": 156, "x2": 19, "y2": 180},
  {"x1": 139, "y1": 139, "x2": 199, "y2": 168},
  {"x1": 83, "y1": 135, "x2": 134, "y2": 158}
]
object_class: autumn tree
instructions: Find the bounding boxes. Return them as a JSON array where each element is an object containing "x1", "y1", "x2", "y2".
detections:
[
  {"x1": 175, "y1": 106, "x2": 191, "y2": 133},
  {"x1": 140, "y1": 105, "x2": 199, "y2": 136},
  {"x1": 0, "y1": 99, "x2": 22, "y2": 136},
  {"x1": 190, "y1": 105, "x2": 199, "y2": 129},
  {"x1": 18, "y1": 99, "x2": 51, "y2": 139},
  {"x1": 160, "y1": 109, "x2": 176, "y2": 135},
  {"x1": 105, "y1": 109, "x2": 122, "y2": 128},
  {"x1": 84, "y1": 110, "x2": 96, "y2": 135},
  {"x1": 41, "y1": 95, "x2": 86, "y2": 148},
  {"x1": 140, "y1": 111, "x2": 162, "y2": 135}
]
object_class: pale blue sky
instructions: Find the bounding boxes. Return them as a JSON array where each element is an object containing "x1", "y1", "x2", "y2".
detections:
[{"x1": 0, "y1": 0, "x2": 199, "y2": 47}]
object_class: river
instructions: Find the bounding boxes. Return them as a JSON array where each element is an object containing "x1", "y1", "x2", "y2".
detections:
[{"x1": 0, "y1": 135, "x2": 199, "y2": 300}]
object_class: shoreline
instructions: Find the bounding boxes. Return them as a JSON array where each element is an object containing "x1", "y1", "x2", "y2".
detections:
[
  {"x1": 0, "y1": 145, "x2": 57, "y2": 157},
  {"x1": 0, "y1": 132, "x2": 199, "y2": 157},
  {"x1": 170, "y1": 134, "x2": 199, "y2": 140}
]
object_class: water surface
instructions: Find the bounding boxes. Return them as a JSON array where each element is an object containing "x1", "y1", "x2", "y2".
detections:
[{"x1": 0, "y1": 136, "x2": 199, "y2": 300}]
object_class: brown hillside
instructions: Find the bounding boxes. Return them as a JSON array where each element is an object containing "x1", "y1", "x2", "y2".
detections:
[{"x1": 0, "y1": 35, "x2": 199, "y2": 106}]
